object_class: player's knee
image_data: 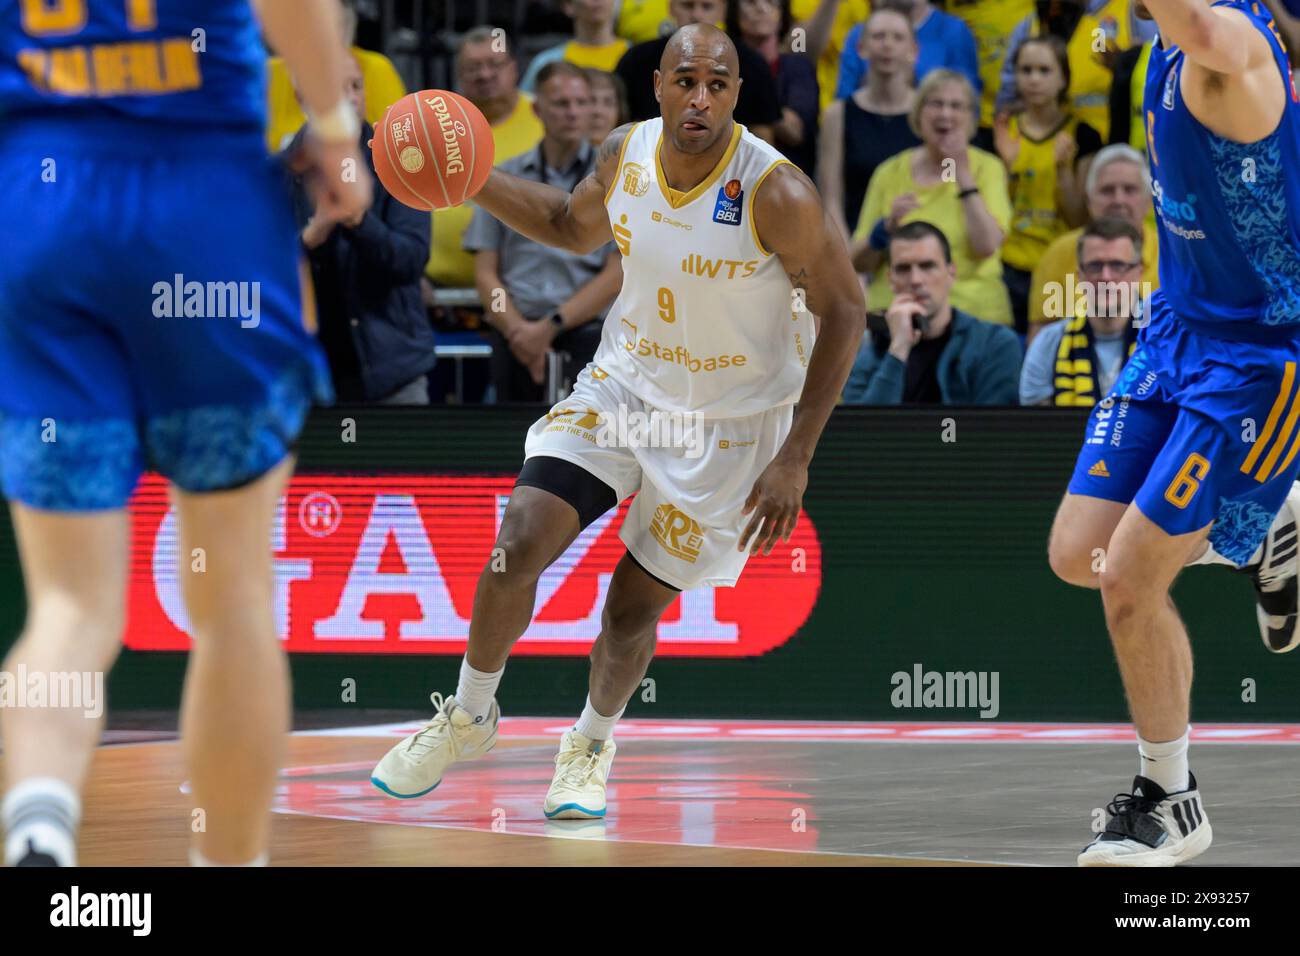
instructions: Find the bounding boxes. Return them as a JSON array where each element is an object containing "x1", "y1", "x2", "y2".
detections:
[
  {"x1": 20, "y1": 590, "x2": 125, "y2": 668},
  {"x1": 1047, "y1": 534, "x2": 1100, "y2": 589},
  {"x1": 1097, "y1": 561, "x2": 1152, "y2": 628},
  {"x1": 489, "y1": 495, "x2": 582, "y2": 585},
  {"x1": 189, "y1": 602, "x2": 281, "y2": 652},
  {"x1": 485, "y1": 527, "x2": 553, "y2": 586},
  {"x1": 599, "y1": 599, "x2": 660, "y2": 651},
  {"x1": 183, "y1": 572, "x2": 271, "y2": 635}
]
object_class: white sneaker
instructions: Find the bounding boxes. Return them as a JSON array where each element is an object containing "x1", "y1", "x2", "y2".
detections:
[
  {"x1": 1078, "y1": 774, "x2": 1212, "y2": 867},
  {"x1": 370, "y1": 693, "x2": 499, "y2": 799},
  {"x1": 1246, "y1": 482, "x2": 1300, "y2": 652},
  {"x1": 543, "y1": 730, "x2": 616, "y2": 819}
]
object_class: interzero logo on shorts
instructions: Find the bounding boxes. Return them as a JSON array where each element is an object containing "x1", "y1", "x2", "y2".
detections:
[
  {"x1": 151, "y1": 273, "x2": 260, "y2": 328},
  {"x1": 123, "y1": 475, "x2": 822, "y2": 657}
]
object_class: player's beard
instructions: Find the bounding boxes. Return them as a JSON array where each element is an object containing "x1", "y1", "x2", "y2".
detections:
[{"x1": 1134, "y1": 1, "x2": 1152, "y2": 19}]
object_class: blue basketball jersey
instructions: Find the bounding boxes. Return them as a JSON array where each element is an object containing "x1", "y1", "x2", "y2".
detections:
[
  {"x1": 1144, "y1": 0, "x2": 1300, "y2": 339},
  {"x1": 0, "y1": 2, "x2": 332, "y2": 511},
  {"x1": 0, "y1": 0, "x2": 264, "y2": 130}
]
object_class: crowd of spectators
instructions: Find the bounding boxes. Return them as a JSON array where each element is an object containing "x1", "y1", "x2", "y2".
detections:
[{"x1": 273, "y1": 0, "x2": 1300, "y2": 408}]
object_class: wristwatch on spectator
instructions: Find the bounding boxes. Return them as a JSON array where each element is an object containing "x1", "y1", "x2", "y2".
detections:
[{"x1": 547, "y1": 311, "x2": 565, "y2": 331}]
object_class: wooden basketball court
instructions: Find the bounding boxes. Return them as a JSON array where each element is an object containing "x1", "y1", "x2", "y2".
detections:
[{"x1": 9, "y1": 717, "x2": 1300, "y2": 866}]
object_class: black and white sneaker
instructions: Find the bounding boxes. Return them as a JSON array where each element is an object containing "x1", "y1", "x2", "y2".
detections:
[
  {"x1": 1078, "y1": 774, "x2": 1212, "y2": 867},
  {"x1": 1242, "y1": 482, "x2": 1300, "y2": 653},
  {"x1": 13, "y1": 837, "x2": 60, "y2": 866}
]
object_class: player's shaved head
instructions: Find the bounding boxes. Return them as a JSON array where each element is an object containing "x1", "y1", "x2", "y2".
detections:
[
  {"x1": 660, "y1": 22, "x2": 738, "y2": 76},
  {"x1": 655, "y1": 23, "x2": 742, "y2": 155}
]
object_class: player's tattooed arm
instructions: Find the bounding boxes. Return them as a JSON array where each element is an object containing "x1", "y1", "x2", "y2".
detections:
[
  {"x1": 737, "y1": 164, "x2": 866, "y2": 557},
  {"x1": 470, "y1": 123, "x2": 635, "y2": 256},
  {"x1": 787, "y1": 267, "x2": 811, "y2": 310}
]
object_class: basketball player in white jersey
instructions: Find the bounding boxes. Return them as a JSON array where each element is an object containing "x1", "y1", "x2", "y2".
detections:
[{"x1": 371, "y1": 23, "x2": 866, "y2": 818}]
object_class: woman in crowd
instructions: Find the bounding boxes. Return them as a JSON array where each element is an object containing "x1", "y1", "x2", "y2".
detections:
[
  {"x1": 851, "y1": 69, "x2": 1012, "y2": 328},
  {"x1": 818, "y1": 6, "x2": 921, "y2": 243},
  {"x1": 995, "y1": 35, "x2": 1099, "y2": 335},
  {"x1": 729, "y1": 0, "x2": 820, "y2": 173}
]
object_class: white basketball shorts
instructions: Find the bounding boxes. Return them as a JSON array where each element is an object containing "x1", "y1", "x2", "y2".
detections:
[{"x1": 521, "y1": 363, "x2": 794, "y2": 590}]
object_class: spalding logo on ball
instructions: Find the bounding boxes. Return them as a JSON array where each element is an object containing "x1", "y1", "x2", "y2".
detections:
[{"x1": 369, "y1": 90, "x2": 494, "y2": 210}]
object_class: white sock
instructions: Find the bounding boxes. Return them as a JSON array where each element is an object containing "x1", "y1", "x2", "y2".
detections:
[
  {"x1": 574, "y1": 695, "x2": 624, "y2": 741},
  {"x1": 189, "y1": 847, "x2": 268, "y2": 867},
  {"x1": 2, "y1": 777, "x2": 80, "y2": 867},
  {"x1": 1139, "y1": 728, "x2": 1191, "y2": 794},
  {"x1": 455, "y1": 658, "x2": 503, "y2": 722}
]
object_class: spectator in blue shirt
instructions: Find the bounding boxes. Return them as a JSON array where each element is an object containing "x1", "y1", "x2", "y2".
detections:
[{"x1": 834, "y1": 0, "x2": 980, "y2": 100}]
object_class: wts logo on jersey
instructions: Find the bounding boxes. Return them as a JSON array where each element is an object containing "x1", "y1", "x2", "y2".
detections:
[
  {"x1": 681, "y1": 254, "x2": 758, "y2": 279},
  {"x1": 713, "y1": 179, "x2": 744, "y2": 226}
]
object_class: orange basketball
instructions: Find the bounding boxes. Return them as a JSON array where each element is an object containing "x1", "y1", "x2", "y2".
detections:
[{"x1": 369, "y1": 90, "x2": 494, "y2": 210}]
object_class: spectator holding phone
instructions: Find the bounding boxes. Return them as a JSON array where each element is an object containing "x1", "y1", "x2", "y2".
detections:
[{"x1": 842, "y1": 221, "x2": 1020, "y2": 404}]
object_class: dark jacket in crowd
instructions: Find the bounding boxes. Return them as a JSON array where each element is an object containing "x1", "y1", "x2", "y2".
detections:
[
  {"x1": 773, "y1": 51, "x2": 819, "y2": 175},
  {"x1": 842, "y1": 309, "x2": 1022, "y2": 405},
  {"x1": 281, "y1": 122, "x2": 434, "y2": 402}
]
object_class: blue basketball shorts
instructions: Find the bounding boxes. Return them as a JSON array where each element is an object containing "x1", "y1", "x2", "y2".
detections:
[
  {"x1": 1068, "y1": 292, "x2": 1300, "y2": 565},
  {"x1": 0, "y1": 118, "x2": 332, "y2": 511}
]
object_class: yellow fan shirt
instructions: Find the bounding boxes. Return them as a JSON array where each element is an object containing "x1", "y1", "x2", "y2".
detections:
[
  {"x1": 616, "y1": 0, "x2": 674, "y2": 43},
  {"x1": 854, "y1": 146, "x2": 1014, "y2": 327},
  {"x1": 1062, "y1": 0, "x2": 1133, "y2": 141},
  {"x1": 1002, "y1": 114, "x2": 1081, "y2": 272},
  {"x1": 265, "y1": 47, "x2": 406, "y2": 153},
  {"x1": 946, "y1": 0, "x2": 1034, "y2": 128}
]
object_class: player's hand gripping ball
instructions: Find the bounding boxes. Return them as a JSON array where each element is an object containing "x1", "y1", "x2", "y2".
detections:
[{"x1": 369, "y1": 90, "x2": 494, "y2": 210}]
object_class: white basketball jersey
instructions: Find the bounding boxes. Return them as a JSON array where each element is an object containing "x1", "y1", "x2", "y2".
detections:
[{"x1": 595, "y1": 118, "x2": 815, "y2": 418}]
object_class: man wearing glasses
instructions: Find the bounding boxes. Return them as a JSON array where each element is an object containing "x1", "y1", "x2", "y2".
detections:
[
  {"x1": 1026, "y1": 143, "x2": 1157, "y2": 343},
  {"x1": 1019, "y1": 217, "x2": 1146, "y2": 406}
]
